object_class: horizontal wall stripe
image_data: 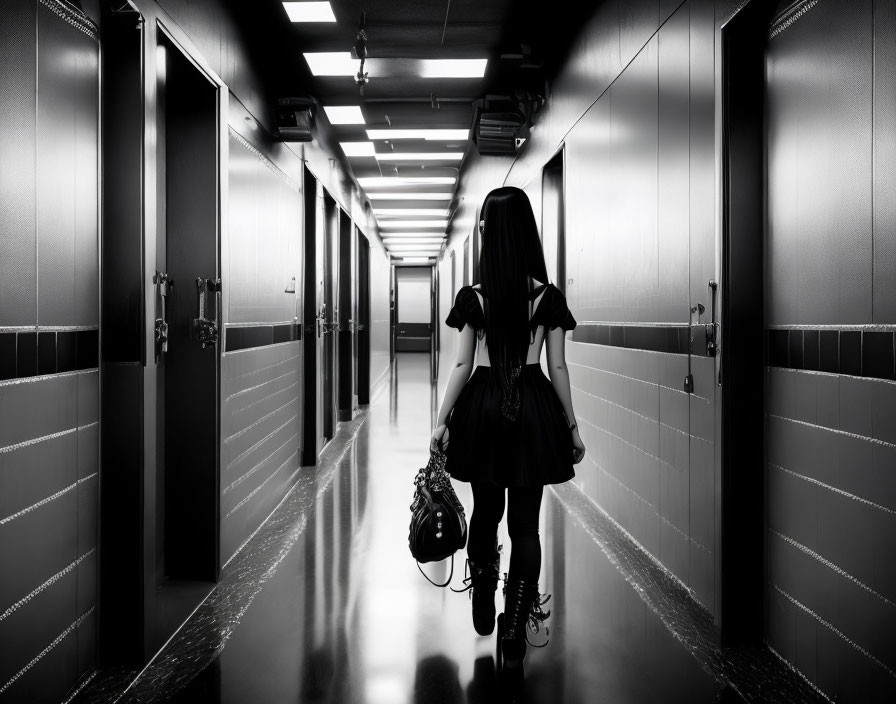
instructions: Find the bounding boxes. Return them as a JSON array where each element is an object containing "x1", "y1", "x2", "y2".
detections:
[
  {"x1": 0, "y1": 326, "x2": 99, "y2": 332},
  {"x1": 770, "y1": 463, "x2": 896, "y2": 517},
  {"x1": 233, "y1": 381, "x2": 298, "y2": 419},
  {"x1": 225, "y1": 323, "x2": 300, "y2": 352},
  {"x1": 61, "y1": 670, "x2": 97, "y2": 704},
  {"x1": 228, "y1": 127, "x2": 300, "y2": 193},
  {"x1": 0, "y1": 473, "x2": 96, "y2": 526},
  {"x1": 0, "y1": 606, "x2": 95, "y2": 695},
  {"x1": 226, "y1": 352, "x2": 300, "y2": 386},
  {"x1": 571, "y1": 380, "x2": 689, "y2": 437},
  {"x1": 0, "y1": 330, "x2": 98, "y2": 382},
  {"x1": 224, "y1": 451, "x2": 299, "y2": 520},
  {"x1": 768, "y1": 328, "x2": 896, "y2": 380},
  {"x1": 0, "y1": 548, "x2": 96, "y2": 622},
  {"x1": 576, "y1": 405, "x2": 664, "y2": 469},
  {"x1": 771, "y1": 530, "x2": 895, "y2": 609},
  {"x1": 571, "y1": 322, "x2": 699, "y2": 355},
  {"x1": 0, "y1": 421, "x2": 97, "y2": 454},
  {"x1": 772, "y1": 586, "x2": 896, "y2": 681}
]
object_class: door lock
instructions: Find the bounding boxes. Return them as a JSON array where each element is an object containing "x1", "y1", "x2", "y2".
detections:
[{"x1": 192, "y1": 277, "x2": 221, "y2": 349}]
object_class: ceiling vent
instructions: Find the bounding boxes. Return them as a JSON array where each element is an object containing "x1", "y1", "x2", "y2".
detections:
[
  {"x1": 276, "y1": 97, "x2": 315, "y2": 142},
  {"x1": 472, "y1": 93, "x2": 543, "y2": 156}
]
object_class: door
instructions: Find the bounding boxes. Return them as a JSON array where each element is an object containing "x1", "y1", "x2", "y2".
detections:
[
  {"x1": 153, "y1": 30, "x2": 220, "y2": 650},
  {"x1": 395, "y1": 266, "x2": 433, "y2": 352},
  {"x1": 321, "y1": 193, "x2": 338, "y2": 441},
  {"x1": 337, "y1": 211, "x2": 354, "y2": 421},
  {"x1": 302, "y1": 167, "x2": 318, "y2": 465},
  {"x1": 356, "y1": 231, "x2": 371, "y2": 405},
  {"x1": 542, "y1": 149, "x2": 566, "y2": 291}
]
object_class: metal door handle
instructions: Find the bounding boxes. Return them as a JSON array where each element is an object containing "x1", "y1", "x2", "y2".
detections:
[{"x1": 154, "y1": 271, "x2": 172, "y2": 359}]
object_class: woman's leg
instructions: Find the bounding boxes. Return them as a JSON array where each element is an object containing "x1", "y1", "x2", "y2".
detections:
[
  {"x1": 506, "y1": 485, "x2": 544, "y2": 582},
  {"x1": 468, "y1": 481, "x2": 505, "y2": 561}
]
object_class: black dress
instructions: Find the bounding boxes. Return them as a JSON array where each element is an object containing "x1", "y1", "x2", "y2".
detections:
[{"x1": 444, "y1": 284, "x2": 577, "y2": 488}]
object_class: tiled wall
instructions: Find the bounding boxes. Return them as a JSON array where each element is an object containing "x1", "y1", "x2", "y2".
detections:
[
  {"x1": 220, "y1": 344, "x2": 302, "y2": 565},
  {"x1": 765, "y1": 0, "x2": 896, "y2": 699},
  {"x1": 0, "y1": 0, "x2": 99, "y2": 699}
]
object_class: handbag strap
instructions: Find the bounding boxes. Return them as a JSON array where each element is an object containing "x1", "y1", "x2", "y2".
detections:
[{"x1": 416, "y1": 554, "x2": 455, "y2": 588}]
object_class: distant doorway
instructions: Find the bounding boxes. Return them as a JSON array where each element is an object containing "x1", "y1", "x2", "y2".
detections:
[{"x1": 394, "y1": 266, "x2": 433, "y2": 352}]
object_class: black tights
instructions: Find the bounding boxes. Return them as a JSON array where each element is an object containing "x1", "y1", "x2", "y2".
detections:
[{"x1": 467, "y1": 482, "x2": 544, "y2": 583}]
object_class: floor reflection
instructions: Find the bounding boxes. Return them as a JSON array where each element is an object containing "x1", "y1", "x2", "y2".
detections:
[{"x1": 81, "y1": 353, "x2": 822, "y2": 703}]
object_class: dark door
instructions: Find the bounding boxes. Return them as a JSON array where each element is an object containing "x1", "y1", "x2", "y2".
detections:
[
  {"x1": 542, "y1": 150, "x2": 566, "y2": 291},
  {"x1": 719, "y1": 0, "x2": 768, "y2": 646},
  {"x1": 301, "y1": 167, "x2": 318, "y2": 465},
  {"x1": 321, "y1": 193, "x2": 338, "y2": 442},
  {"x1": 153, "y1": 31, "x2": 220, "y2": 652},
  {"x1": 337, "y1": 211, "x2": 354, "y2": 421},
  {"x1": 356, "y1": 231, "x2": 371, "y2": 405}
]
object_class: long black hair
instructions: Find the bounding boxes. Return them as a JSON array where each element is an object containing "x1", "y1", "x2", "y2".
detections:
[{"x1": 478, "y1": 186, "x2": 549, "y2": 391}]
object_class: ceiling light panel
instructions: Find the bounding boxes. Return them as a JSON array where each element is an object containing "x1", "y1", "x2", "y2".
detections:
[
  {"x1": 366, "y1": 129, "x2": 469, "y2": 141},
  {"x1": 397, "y1": 257, "x2": 434, "y2": 263},
  {"x1": 340, "y1": 142, "x2": 376, "y2": 157},
  {"x1": 283, "y1": 2, "x2": 336, "y2": 22},
  {"x1": 386, "y1": 244, "x2": 443, "y2": 250},
  {"x1": 377, "y1": 232, "x2": 449, "y2": 238},
  {"x1": 377, "y1": 220, "x2": 448, "y2": 229},
  {"x1": 323, "y1": 106, "x2": 365, "y2": 124},
  {"x1": 304, "y1": 52, "x2": 355, "y2": 76},
  {"x1": 382, "y1": 238, "x2": 445, "y2": 245},
  {"x1": 375, "y1": 208, "x2": 448, "y2": 216},
  {"x1": 375, "y1": 152, "x2": 464, "y2": 162},
  {"x1": 359, "y1": 177, "x2": 456, "y2": 188},
  {"x1": 368, "y1": 193, "x2": 452, "y2": 200},
  {"x1": 420, "y1": 59, "x2": 488, "y2": 78}
]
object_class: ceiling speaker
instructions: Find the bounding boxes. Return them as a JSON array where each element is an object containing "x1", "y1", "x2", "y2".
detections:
[{"x1": 276, "y1": 97, "x2": 315, "y2": 142}]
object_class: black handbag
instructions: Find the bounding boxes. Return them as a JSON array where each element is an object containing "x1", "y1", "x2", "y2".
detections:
[{"x1": 408, "y1": 446, "x2": 468, "y2": 586}]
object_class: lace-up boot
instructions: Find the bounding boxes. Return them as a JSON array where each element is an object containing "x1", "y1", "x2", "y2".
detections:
[
  {"x1": 497, "y1": 578, "x2": 551, "y2": 692},
  {"x1": 468, "y1": 554, "x2": 500, "y2": 635}
]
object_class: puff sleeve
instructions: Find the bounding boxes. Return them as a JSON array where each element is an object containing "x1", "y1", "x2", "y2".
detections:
[
  {"x1": 445, "y1": 286, "x2": 485, "y2": 331},
  {"x1": 541, "y1": 285, "x2": 577, "y2": 331}
]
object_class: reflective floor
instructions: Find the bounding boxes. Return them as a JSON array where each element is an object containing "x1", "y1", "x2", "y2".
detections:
[{"x1": 77, "y1": 354, "x2": 824, "y2": 704}]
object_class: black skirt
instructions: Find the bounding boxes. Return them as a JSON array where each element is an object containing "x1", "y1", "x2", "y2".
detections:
[{"x1": 445, "y1": 364, "x2": 576, "y2": 487}]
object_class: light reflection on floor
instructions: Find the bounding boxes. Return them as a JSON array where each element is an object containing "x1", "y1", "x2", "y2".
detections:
[{"x1": 82, "y1": 353, "x2": 823, "y2": 704}]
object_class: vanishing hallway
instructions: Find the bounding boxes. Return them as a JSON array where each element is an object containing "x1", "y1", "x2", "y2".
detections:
[{"x1": 77, "y1": 354, "x2": 823, "y2": 704}]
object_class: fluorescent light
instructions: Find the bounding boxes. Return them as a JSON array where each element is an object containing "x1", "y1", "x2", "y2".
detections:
[
  {"x1": 377, "y1": 232, "x2": 448, "y2": 238},
  {"x1": 398, "y1": 257, "x2": 434, "y2": 263},
  {"x1": 323, "y1": 106, "x2": 365, "y2": 124},
  {"x1": 420, "y1": 59, "x2": 487, "y2": 78},
  {"x1": 383, "y1": 238, "x2": 444, "y2": 245},
  {"x1": 340, "y1": 141, "x2": 376, "y2": 157},
  {"x1": 375, "y1": 208, "x2": 448, "y2": 217},
  {"x1": 378, "y1": 220, "x2": 447, "y2": 229},
  {"x1": 366, "y1": 129, "x2": 469, "y2": 141},
  {"x1": 304, "y1": 52, "x2": 355, "y2": 76},
  {"x1": 375, "y1": 152, "x2": 464, "y2": 161},
  {"x1": 387, "y1": 244, "x2": 443, "y2": 251},
  {"x1": 283, "y1": 2, "x2": 336, "y2": 22},
  {"x1": 359, "y1": 177, "x2": 456, "y2": 187},
  {"x1": 368, "y1": 193, "x2": 452, "y2": 200}
]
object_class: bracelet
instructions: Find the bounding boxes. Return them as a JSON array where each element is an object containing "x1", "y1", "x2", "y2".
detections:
[{"x1": 568, "y1": 423, "x2": 577, "y2": 431}]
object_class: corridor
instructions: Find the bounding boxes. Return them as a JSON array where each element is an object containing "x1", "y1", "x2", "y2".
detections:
[{"x1": 71, "y1": 355, "x2": 817, "y2": 703}]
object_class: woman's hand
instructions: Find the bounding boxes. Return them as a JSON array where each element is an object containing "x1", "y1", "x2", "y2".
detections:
[
  {"x1": 571, "y1": 426, "x2": 586, "y2": 464},
  {"x1": 431, "y1": 424, "x2": 450, "y2": 452}
]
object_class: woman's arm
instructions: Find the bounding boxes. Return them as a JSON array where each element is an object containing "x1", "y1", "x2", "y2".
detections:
[
  {"x1": 545, "y1": 327, "x2": 586, "y2": 463},
  {"x1": 431, "y1": 323, "x2": 476, "y2": 449}
]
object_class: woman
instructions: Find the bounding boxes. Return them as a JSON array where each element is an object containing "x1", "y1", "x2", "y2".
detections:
[{"x1": 430, "y1": 186, "x2": 585, "y2": 684}]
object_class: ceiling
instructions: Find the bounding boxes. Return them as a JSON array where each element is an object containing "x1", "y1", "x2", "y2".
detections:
[{"x1": 225, "y1": 0, "x2": 589, "y2": 262}]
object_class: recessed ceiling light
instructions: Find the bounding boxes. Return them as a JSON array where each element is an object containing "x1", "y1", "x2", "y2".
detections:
[
  {"x1": 420, "y1": 59, "x2": 488, "y2": 78},
  {"x1": 359, "y1": 177, "x2": 456, "y2": 187},
  {"x1": 375, "y1": 208, "x2": 448, "y2": 217},
  {"x1": 382, "y1": 238, "x2": 445, "y2": 245},
  {"x1": 366, "y1": 129, "x2": 469, "y2": 141},
  {"x1": 375, "y1": 152, "x2": 464, "y2": 162},
  {"x1": 304, "y1": 52, "x2": 355, "y2": 76},
  {"x1": 368, "y1": 193, "x2": 452, "y2": 200},
  {"x1": 397, "y1": 257, "x2": 434, "y2": 263},
  {"x1": 283, "y1": 2, "x2": 336, "y2": 22},
  {"x1": 340, "y1": 142, "x2": 376, "y2": 157},
  {"x1": 324, "y1": 106, "x2": 365, "y2": 125},
  {"x1": 378, "y1": 220, "x2": 448, "y2": 229}
]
